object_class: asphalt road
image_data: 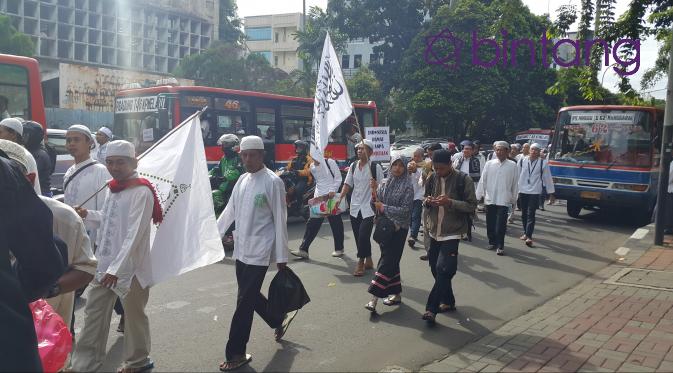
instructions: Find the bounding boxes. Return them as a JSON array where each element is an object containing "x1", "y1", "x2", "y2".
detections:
[{"x1": 74, "y1": 203, "x2": 640, "y2": 372}]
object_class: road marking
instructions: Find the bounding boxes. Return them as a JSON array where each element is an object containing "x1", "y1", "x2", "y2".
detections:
[
  {"x1": 197, "y1": 306, "x2": 216, "y2": 314},
  {"x1": 615, "y1": 247, "x2": 630, "y2": 257},
  {"x1": 165, "y1": 300, "x2": 190, "y2": 309},
  {"x1": 630, "y1": 228, "x2": 649, "y2": 240}
]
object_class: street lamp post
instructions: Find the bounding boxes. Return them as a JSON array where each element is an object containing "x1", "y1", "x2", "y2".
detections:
[{"x1": 654, "y1": 26, "x2": 673, "y2": 245}]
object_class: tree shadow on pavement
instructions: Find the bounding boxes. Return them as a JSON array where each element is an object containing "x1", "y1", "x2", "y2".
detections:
[
  {"x1": 458, "y1": 255, "x2": 540, "y2": 297},
  {"x1": 505, "y1": 248, "x2": 594, "y2": 277}
]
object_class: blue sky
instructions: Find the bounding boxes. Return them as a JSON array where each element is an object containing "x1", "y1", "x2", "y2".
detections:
[{"x1": 237, "y1": 0, "x2": 667, "y2": 99}]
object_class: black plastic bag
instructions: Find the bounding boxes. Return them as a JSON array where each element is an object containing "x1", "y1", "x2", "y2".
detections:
[{"x1": 268, "y1": 268, "x2": 310, "y2": 316}]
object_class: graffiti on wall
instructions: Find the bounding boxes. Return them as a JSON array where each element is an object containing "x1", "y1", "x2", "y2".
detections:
[{"x1": 59, "y1": 63, "x2": 193, "y2": 112}]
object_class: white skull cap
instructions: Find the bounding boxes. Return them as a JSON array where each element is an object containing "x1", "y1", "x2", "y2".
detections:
[{"x1": 105, "y1": 140, "x2": 136, "y2": 159}]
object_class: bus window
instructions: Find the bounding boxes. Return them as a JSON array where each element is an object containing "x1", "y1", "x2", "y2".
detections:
[
  {"x1": 281, "y1": 105, "x2": 312, "y2": 143},
  {"x1": 256, "y1": 107, "x2": 276, "y2": 142},
  {"x1": 0, "y1": 64, "x2": 30, "y2": 120},
  {"x1": 200, "y1": 109, "x2": 249, "y2": 147}
]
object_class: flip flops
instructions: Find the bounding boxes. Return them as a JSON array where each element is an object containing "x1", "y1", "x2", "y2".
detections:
[
  {"x1": 117, "y1": 361, "x2": 154, "y2": 373},
  {"x1": 422, "y1": 311, "x2": 436, "y2": 325},
  {"x1": 219, "y1": 354, "x2": 252, "y2": 372},
  {"x1": 275, "y1": 310, "x2": 298, "y2": 342},
  {"x1": 383, "y1": 295, "x2": 401, "y2": 306}
]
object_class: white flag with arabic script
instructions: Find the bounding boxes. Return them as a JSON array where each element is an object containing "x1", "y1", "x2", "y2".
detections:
[
  {"x1": 310, "y1": 32, "x2": 353, "y2": 164},
  {"x1": 135, "y1": 115, "x2": 224, "y2": 288}
]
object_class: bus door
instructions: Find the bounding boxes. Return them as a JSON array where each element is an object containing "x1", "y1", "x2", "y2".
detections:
[{"x1": 278, "y1": 104, "x2": 313, "y2": 167}]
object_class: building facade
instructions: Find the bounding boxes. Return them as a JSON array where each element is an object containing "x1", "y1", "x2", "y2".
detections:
[
  {"x1": 338, "y1": 38, "x2": 382, "y2": 78},
  {"x1": 244, "y1": 12, "x2": 302, "y2": 74}
]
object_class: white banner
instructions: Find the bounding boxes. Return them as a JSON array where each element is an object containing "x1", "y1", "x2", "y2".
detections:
[
  {"x1": 310, "y1": 32, "x2": 353, "y2": 164},
  {"x1": 136, "y1": 115, "x2": 224, "y2": 288},
  {"x1": 365, "y1": 126, "x2": 391, "y2": 162}
]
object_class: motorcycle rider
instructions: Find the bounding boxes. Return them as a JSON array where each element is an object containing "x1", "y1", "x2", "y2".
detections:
[
  {"x1": 210, "y1": 134, "x2": 243, "y2": 217},
  {"x1": 285, "y1": 140, "x2": 313, "y2": 208}
]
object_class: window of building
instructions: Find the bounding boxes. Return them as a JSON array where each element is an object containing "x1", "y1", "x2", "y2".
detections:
[
  {"x1": 275, "y1": 32, "x2": 279, "y2": 43},
  {"x1": 274, "y1": 55, "x2": 279, "y2": 66},
  {"x1": 369, "y1": 53, "x2": 378, "y2": 65},
  {"x1": 246, "y1": 27, "x2": 272, "y2": 41},
  {"x1": 354, "y1": 54, "x2": 362, "y2": 68},
  {"x1": 255, "y1": 51, "x2": 272, "y2": 64},
  {"x1": 341, "y1": 54, "x2": 350, "y2": 69}
]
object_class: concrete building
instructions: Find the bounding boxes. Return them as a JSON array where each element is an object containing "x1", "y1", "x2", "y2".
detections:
[
  {"x1": 243, "y1": 12, "x2": 302, "y2": 74},
  {"x1": 0, "y1": 0, "x2": 214, "y2": 117},
  {"x1": 338, "y1": 38, "x2": 382, "y2": 78}
]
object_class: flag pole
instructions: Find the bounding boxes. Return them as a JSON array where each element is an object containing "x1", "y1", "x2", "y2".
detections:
[{"x1": 75, "y1": 108, "x2": 206, "y2": 208}]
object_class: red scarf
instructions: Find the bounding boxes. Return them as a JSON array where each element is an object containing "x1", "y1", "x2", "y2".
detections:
[{"x1": 108, "y1": 177, "x2": 163, "y2": 224}]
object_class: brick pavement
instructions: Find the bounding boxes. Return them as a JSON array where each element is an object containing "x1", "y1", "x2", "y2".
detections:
[{"x1": 422, "y1": 230, "x2": 673, "y2": 373}]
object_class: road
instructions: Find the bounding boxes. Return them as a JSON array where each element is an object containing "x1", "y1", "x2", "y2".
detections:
[{"x1": 74, "y1": 203, "x2": 640, "y2": 372}]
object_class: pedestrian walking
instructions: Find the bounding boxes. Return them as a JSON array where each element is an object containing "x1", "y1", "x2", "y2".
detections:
[
  {"x1": 452, "y1": 140, "x2": 484, "y2": 183},
  {"x1": 477, "y1": 141, "x2": 519, "y2": 256},
  {"x1": 365, "y1": 155, "x2": 414, "y2": 313},
  {"x1": 517, "y1": 143, "x2": 556, "y2": 247},
  {"x1": 71, "y1": 140, "x2": 161, "y2": 373},
  {"x1": 338, "y1": 139, "x2": 385, "y2": 276},
  {"x1": 407, "y1": 148, "x2": 425, "y2": 248},
  {"x1": 291, "y1": 156, "x2": 344, "y2": 259},
  {"x1": 421, "y1": 150, "x2": 477, "y2": 324},
  {"x1": 94, "y1": 126, "x2": 113, "y2": 162},
  {"x1": 0, "y1": 154, "x2": 65, "y2": 372},
  {"x1": 216, "y1": 136, "x2": 296, "y2": 372},
  {"x1": 419, "y1": 143, "x2": 444, "y2": 261},
  {"x1": 22, "y1": 121, "x2": 53, "y2": 196}
]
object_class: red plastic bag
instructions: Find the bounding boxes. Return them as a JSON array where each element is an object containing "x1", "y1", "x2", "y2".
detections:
[{"x1": 29, "y1": 299, "x2": 73, "y2": 372}]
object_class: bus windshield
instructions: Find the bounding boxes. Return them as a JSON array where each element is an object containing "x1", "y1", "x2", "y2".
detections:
[
  {"x1": 0, "y1": 63, "x2": 30, "y2": 120},
  {"x1": 553, "y1": 110, "x2": 653, "y2": 167}
]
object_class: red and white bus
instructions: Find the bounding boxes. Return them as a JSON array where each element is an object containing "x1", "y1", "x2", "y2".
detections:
[
  {"x1": 0, "y1": 54, "x2": 46, "y2": 128},
  {"x1": 113, "y1": 85, "x2": 378, "y2": 168}
]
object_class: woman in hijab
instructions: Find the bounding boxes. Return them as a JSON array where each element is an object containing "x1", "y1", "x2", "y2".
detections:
[{"x1": 365, "y1": 155, "x2": 414, "y2": 312}]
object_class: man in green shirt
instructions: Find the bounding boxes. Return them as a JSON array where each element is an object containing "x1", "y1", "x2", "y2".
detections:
[{"x1": 211, "y1": 134, "x2": 243, "y2": 217}]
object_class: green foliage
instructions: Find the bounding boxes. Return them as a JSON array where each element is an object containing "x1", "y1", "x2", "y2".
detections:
[
  {"x1": 218, "y1": 0, "x2": 243, "y2": 44},
  {"x1": 0, "y1": 15, "x2": 35, "y2": 56},
  {"x1": 294, "y1": 6, "x2": 347, "y2": 71},
  {"x1": 174, "y1": 41, "x2": 303, "y2": 96},
  {"x1": 398, "y1": 0, "x2": 561, "y2": 140}
]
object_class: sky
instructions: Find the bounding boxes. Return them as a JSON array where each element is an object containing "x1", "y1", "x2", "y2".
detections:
[{"x1": 236, "y1": 0, "x2": 667, "y2": 99}]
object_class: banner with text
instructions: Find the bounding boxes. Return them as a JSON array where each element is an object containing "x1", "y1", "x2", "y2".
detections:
[{"x1": 365, "y1": 127, "x2": 391, "y2": 162}]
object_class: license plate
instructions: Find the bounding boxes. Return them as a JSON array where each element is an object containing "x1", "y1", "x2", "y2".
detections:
[{"x1": 580, "y1": 191, "x2": 601, "y2": 200}]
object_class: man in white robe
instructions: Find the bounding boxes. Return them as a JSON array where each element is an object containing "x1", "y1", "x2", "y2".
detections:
[
  {"x1": 71, "y1": 140, "x2": 160, "y2": 373},
  {"x1": 217, "y1": 136, "x2": 294, "y2": 372},
  {"x1": 94, "y1": 126, "x2": 113, "y2": 162}
]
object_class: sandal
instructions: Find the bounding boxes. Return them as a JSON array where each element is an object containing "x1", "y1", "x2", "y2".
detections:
[
  {"x1": 219, "y1": 354, "x2": 252, "y2": 372},
  {"x1": 519, "y1": 235, "x2": 527, "y2": 240},
  {"x1": 353, "y1": 261, "x2": 365, "y2": 276},
  {"x1": 117, "y1": 361, "x2": 154, "y2": 373},
  {"x1": 422, "y1": 311, "x2": 436, "y2": 324},
  {"x1": 525, "y1": 239, "x2": 534, "y2": 247},
  {"x1": 274, "y1": 310, "x2": 298, "y2": 342},
  {"x1": 365, "y1": 300, "x2": 377, "y2": 312},
  {"x1": 383, "y1": 295, "x2": 401, "y2": 306}
]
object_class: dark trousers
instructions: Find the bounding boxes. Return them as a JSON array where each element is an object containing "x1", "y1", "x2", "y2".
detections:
[
  {"x1": 368, "y1": 228, "x2": 408, "y2": 298},
  {"x1": 299, "y1": 215, "x2": 344, "y2": 252},
  {"x1": 350, "y1": 212, "x2": 374, "y2": 259},
  {"x1": 409, "y1": 200, "x2": 423, "y2": 239},
  {"x1": 426, "y1": 238, "x2": 459, "y2": 313},
  {"x1": 486, "y1": 205, "x2": 508, "y2": 248},
  {"x1": 225, "y1": 260, "x2": 282, "y2": 360},
  {"x1": 294, "y1": 180, "x2": 307, "y2": 206},
  {"x1": 519, "y1": 193, "x2": 539, "y2": 239}
]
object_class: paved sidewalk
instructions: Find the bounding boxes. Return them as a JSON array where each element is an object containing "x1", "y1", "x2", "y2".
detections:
[{"x1": 422, "y1": 225, "x2": 673, "y2": 373}]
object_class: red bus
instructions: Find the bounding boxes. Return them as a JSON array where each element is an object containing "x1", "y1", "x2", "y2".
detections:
[
  {"x1": 0, "y1": 54, "x2": 46, "y2": 128},
  {"x1": 113, "y1": 85, "x2": 378, "y2": 168}
]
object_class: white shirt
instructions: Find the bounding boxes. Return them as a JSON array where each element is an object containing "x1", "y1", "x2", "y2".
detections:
[
  {"x1": 476, "y1": 158, "x2": 519, "y2": 207},
  {"x1": 410, "y1": 169, "x2": 424, "y2": 200},
  {"x1": 40, "y1": 196, "x2": 97, "y2": 326},
  {"x1": 344, "y1": 161, "x2": 385, "y2": 218},
  {"x1": 217, "y1": 167, "x2": 289, "y2": 266},
  {"x1": 64, "y1": 158, "x2": 110, "y2": 243},
  {"x1": 517, "y1": 156, "x2": 555, "y2": 195},
  {"x1": 86, "y1": 174, "x2": 155, "y2": 297},
  {"x1": 452, "y1": 153, "x2": 484, "y2": 176},
  {"x1": 311, "y1": 158, "x2": 342, "y2": 197},
  {"x1": 94, "y1": 142, "x2": 108, "y2": 162}
]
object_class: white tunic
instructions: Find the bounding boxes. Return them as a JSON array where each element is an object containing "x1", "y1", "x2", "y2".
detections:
[
  {"x1": 476, "y1": 158, "x2": 519, "y2": 207},
  {"x1": 517, "y1": 156, "x2": 555, "y2": 195},
  {"x1": 344, "y1": 161, "x2": 385, "y2": 218},
  {"x1": 94, "y1": 142, "x2": 108, "y2": 162},
  {"x1": 217, "y1": 167, "x2": 289, "y2": 266},
  {"x1": 86, "y1": 175, "x2": 154, "y2": 297},
  {"x1": 63, "y1": 158, "x2": 111, "y2": 244},
  {"x1": 311, "y1": 158, "x2": 342, "y2": 197},
  {"x1": 410, "y1": 169, "x2": 424, "y2": 201},
  {"x1": 40, "y1": 196, "x2": 97, "y2": 326}
]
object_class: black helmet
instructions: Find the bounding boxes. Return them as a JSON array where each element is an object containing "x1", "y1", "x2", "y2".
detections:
[{"x1": 22, "y1": 121, "x2": 44, "y2": 150}]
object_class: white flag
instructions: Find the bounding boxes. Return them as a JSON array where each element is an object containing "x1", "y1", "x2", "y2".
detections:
[
  {"x1": 310, "y1": 32, "x2": 353, "y2": 164},
  {"x1": 135, "y1": 115, "x2": 224, "y2": 288}
]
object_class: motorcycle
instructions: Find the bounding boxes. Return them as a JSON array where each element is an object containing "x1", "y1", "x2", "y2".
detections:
[{"x1": 276, "y1": 167, "x2": 315, "y2": 221}]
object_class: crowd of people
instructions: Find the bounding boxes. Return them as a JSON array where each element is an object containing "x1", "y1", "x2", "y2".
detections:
[{"x1": 2, "y1": 111, "x2": 563, "y2": 372}]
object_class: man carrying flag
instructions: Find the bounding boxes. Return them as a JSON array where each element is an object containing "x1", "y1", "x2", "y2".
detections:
[{"x1": 72, "y1": 140, "x2": 161, "y2": 373}]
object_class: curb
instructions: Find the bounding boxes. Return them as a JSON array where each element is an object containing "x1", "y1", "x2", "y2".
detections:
[{"x1": 613, "y1": 223, "x2": 655, "y2": 265}]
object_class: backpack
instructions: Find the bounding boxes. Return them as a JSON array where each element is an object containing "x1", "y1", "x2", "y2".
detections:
[
  {"x1": 349, "y1": 160, "x2": 380, "y2": 181},
  {"x1": 44, "y1": 143, "x2": 57, "y2": 175}
]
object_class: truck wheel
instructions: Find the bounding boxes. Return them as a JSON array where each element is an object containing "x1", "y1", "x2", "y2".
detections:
[{"x1": 567, "y1": 200, "x2": 582, "y2": 218}]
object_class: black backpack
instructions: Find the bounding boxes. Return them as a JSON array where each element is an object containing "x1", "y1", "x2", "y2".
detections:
[
  {"x1": 44, "y1": 143, "x2": 57, "y2": 174},
  {"x1": 349, "y1": 160, "x2": 380, "y2": 181}
]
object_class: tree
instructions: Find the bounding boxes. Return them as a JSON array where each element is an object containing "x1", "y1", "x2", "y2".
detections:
[
  {"x1": 218, "y1": 0, "x2": 243, "y2": 44},
  {"x1": 397, "y1": 0, "x2": 562, "y2": 140},
  {"x1": 293, "y1": 6, "x2": 348, "y2": 71},
  {"x1": 0, "y1": 15, "x2": 35, "y2": 56}
]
